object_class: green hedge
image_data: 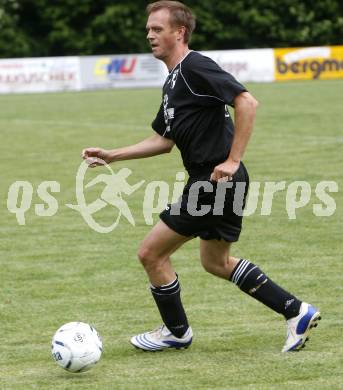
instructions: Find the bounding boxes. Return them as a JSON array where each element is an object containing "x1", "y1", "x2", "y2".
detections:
[{"x1": 1, "y1": 0, "x2": 342, "y2": 58}]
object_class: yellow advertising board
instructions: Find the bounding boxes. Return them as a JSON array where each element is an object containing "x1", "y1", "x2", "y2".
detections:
[{"x1": 274, "y1": 45, "x2": 343, "y2": 81}]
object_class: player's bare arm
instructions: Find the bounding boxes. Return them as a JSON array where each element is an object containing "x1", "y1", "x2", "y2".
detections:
[
  {"x1": 82, "y1": 133, "x2": 175, "y2": 168},
  {"x1": 210, "y1": 92, "x2": 258, "y2": 182}
]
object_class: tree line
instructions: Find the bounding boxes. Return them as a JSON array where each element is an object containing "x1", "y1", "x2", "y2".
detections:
[{"x1": 0, "y1": 0, "x2": 342, "y2": 58}]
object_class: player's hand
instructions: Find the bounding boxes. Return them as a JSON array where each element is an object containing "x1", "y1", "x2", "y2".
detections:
[
  {"x1": 81, "y1": 147, "x2": 112, "y2": 168},
  {"x1": 210, "y1": 160, "x2": 240, "y2": 182}
]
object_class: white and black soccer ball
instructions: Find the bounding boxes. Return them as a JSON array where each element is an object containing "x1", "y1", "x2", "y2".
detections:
[{"x1": 51, "y1": 322, "x2": 103, "y2": 373}]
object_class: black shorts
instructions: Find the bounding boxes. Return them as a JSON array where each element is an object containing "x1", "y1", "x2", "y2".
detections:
[{"x1": 160, "y1": 162, "x2": 249, "y2": 242}]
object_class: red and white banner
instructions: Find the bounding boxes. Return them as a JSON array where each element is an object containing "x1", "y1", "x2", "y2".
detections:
[{"x1": 0, "y1": 57, "x2": 80, "y2": 93}]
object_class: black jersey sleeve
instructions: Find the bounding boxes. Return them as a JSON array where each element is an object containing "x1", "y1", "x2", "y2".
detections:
[
  {"x1": 151, "y1": 102, "x2": 172, "y2": 139},
  {"x1": 181, "y1": 53, "x2": 247, "y2": 106}
]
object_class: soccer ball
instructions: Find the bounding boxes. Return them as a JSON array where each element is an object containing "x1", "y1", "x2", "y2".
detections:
[{"x1": 51, "y1": 322, "x2": 103, "y2": 373}]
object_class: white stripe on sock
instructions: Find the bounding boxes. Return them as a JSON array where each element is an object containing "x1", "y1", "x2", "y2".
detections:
[
  {"x1": 150, "y1": 287, "x2": 180, "y2": 296},
  {"x1": 233, "y1": 260, "x2": 250, "y2": 284},
  {"x1": 151, "y1": 277, "x2": 178, "y2": 291},
  {"x1": 231, "y1": 260, "x2": 247, "y2": 283},
  {"x1": 160, "y1": 280, "x2": 179, "y2": 291}
]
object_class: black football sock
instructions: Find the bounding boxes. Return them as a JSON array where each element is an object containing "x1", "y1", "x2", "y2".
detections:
[
  {"x1": 151, "y1": 275, "x2": 189, "y2": 338},
  {"x1": 230, "y1": 259, "x2": 302, "y2": 320}
]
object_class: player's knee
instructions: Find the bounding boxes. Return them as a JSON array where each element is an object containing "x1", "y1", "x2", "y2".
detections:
[
  {"x1": 137, "y1": 246, "x2": 151, "y2": 265},
  {"x1": 137, "y1": 245, "x2": 160, "y2": 269}
]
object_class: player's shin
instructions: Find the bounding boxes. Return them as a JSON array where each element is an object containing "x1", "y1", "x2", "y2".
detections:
[
  {"x1": 150, "y1": 274, "x2": 189, "y2": 338},
  {"x1": 229, "y1": 259, "x2": 302, "y2": 319}
]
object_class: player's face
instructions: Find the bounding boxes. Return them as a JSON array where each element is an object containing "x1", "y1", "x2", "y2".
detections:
[{"x1": 146, "y1": 9, "x2": 180, "y2": 61}]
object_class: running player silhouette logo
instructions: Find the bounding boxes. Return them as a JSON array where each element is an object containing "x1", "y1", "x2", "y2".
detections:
[{"x1": 67, "y1": 161, "x2": 145, "y2": 233}]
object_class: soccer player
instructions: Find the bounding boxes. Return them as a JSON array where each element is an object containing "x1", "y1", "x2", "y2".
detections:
[{"x1": 82, "y1": 1, "x2": 320, "y2": 352}]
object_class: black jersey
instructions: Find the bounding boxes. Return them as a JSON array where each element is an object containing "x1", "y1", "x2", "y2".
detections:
[{"x1": 152, "y1": 51, "x2": 247, "y2": 175}]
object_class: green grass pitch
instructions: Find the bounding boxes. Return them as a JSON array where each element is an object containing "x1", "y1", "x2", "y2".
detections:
[{"x1": 0, "y1": 80, "x2": 342, "y2": 389}]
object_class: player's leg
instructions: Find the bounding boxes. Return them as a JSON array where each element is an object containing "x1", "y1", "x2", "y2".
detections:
[
  {"x1": 200, "y1": 238, "x2": 302, "y2": 315},
  {"x1": 131, "y1": 220, "x2": 193, "y2": 351},
  {"x1": 200, "y1": 239, "x2": 321, "y2": 351},
  {"x1": 137, "y1": 219, "x2": 191, "y2": 286},
  {"x1": 199, "y1": 238, "x2": 238, "y2": 278}
]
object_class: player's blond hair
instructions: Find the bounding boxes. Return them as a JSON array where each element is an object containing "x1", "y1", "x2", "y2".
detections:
[{"x1": 146, "y1": 1, "x2": 196, "y2": 43}]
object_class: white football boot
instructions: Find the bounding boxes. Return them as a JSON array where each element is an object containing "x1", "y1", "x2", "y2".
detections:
[
  {"x1": 130, "y1": 325, "x2": 193, "y2": 351},
  {"x1": 282, "y1": 302, "x2": 321, "y2": 352}
]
